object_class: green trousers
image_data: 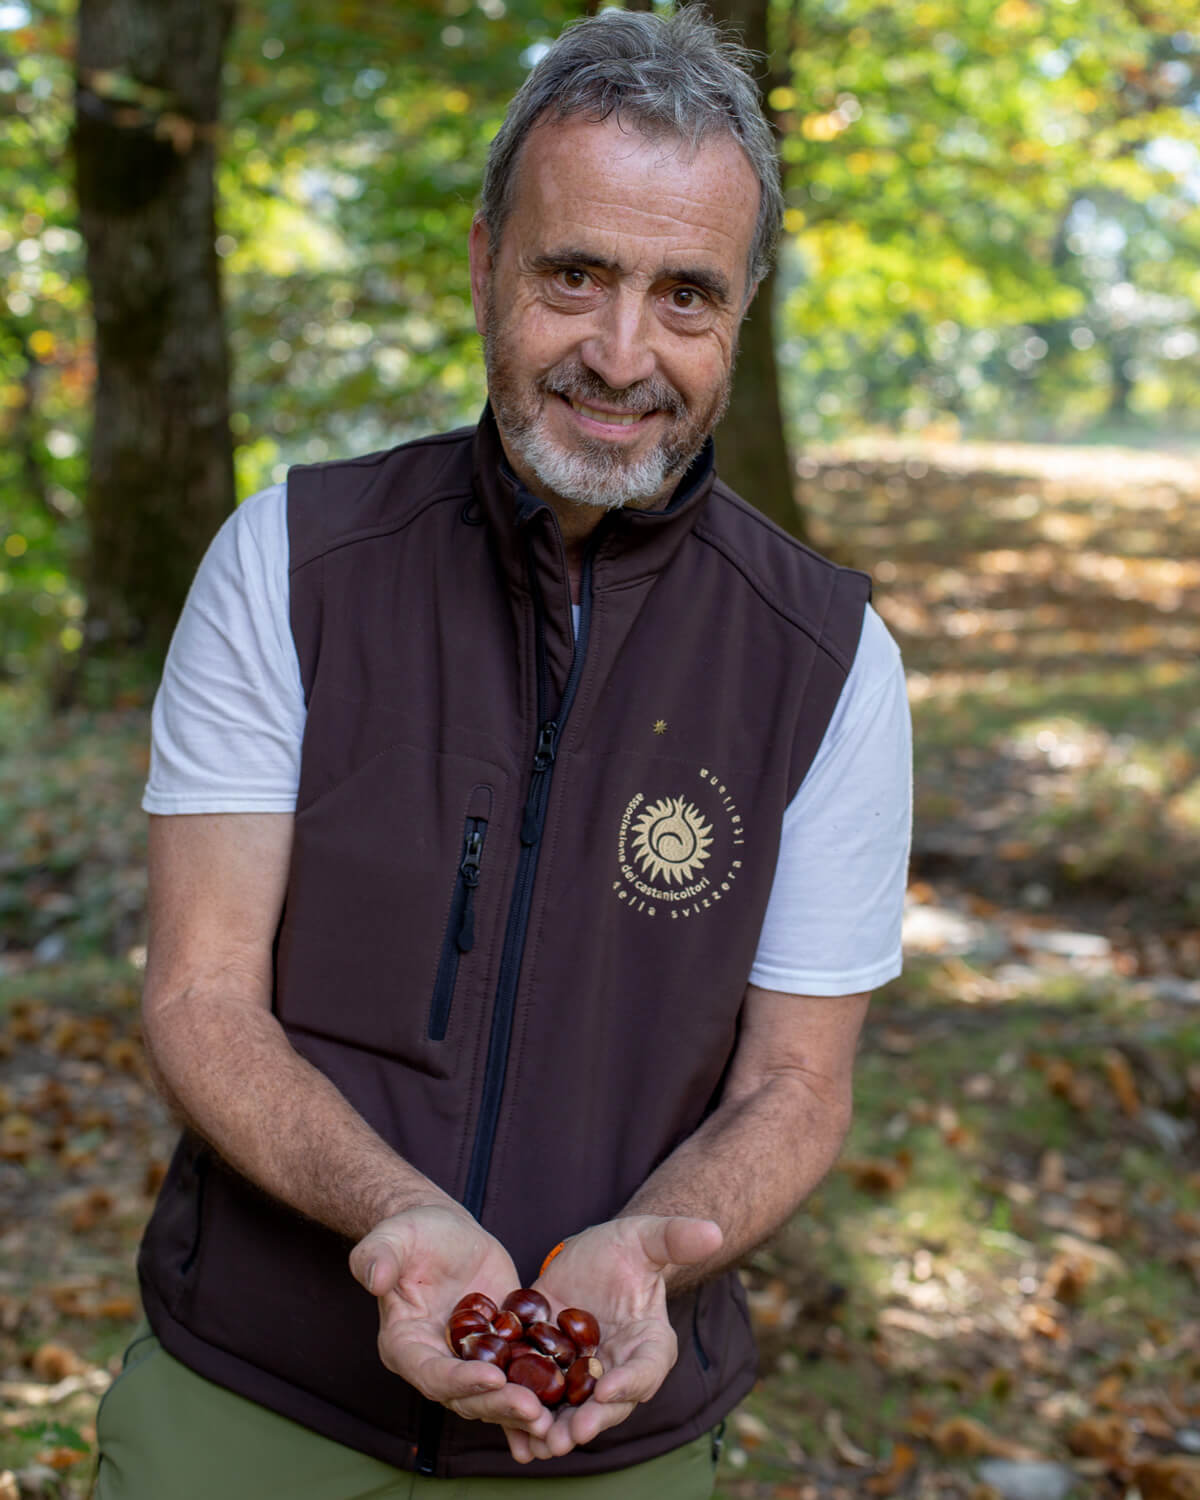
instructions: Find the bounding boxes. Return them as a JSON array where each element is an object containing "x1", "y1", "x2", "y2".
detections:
[{"x1": 93, "y1": 1329, "x2": 721, "y2": 1500}]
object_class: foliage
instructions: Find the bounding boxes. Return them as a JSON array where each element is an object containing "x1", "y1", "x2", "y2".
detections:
[
  {"x1": 771, "y1": 0, "x2": 1200, "y2": 440},
  {"x1": 2, "y1": 0, "x2": 1199, "y2": 684},
  {"x1": 0, "y1": 0, "x2": 88, "y2": 679}
]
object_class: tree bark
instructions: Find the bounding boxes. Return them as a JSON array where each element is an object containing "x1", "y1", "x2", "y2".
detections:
[
  {"x1": 73, "y1": 0, "x2": 236, "y2": 660},
  {"x1": 686, "y1": 0, "x2": 805, "y2": 539}
]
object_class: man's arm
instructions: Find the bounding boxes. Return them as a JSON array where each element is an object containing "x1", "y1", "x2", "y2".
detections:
[
  {"x1": 141, "y1": 812, "x2": 556, "y2": 1440},
  {"x1": 620, "y1": 982, "x2": 869, "y2": 1284},
  {"x1": 519, "y1": 983, "x2": 869, "y2": 1460}
]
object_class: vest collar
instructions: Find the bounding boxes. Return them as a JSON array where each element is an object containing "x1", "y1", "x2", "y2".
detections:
[{"x1": 470, "y1": 402, "x2": 717, "y2": 591}]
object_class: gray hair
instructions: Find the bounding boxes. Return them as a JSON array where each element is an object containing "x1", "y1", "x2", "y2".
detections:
[{"x1": 480, "y1": 6, "x2": 783, "y2": 287}]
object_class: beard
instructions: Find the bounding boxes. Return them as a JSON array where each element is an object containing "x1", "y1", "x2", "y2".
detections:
[{"x1": 483, "y1": 300, "x2": 731, "y2": 512}]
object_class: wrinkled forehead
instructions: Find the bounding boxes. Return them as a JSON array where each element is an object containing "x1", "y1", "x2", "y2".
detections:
[{"x1": 499, "y1": 113, "x2": 760, "y2": 290}]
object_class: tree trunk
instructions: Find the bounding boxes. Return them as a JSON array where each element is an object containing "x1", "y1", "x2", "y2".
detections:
[
  {"x1": 686, "y1": 0, "x2": 805, "y2": 539},
  {"x1": 73, "y1": 0, "x2": 236, "y2": 661}
]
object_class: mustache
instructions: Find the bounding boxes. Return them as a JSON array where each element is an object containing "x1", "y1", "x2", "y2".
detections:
[{"x1": 542, "y1": 362, "x2": 686, "y2": 418}]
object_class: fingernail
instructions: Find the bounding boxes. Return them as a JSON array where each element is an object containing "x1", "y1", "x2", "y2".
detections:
[{"x1": 365, "y1": 1259, "x2": 377, "y2": 1293}]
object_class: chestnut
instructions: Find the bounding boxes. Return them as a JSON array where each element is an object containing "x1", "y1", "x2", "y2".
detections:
[
  {"x1": 557, "y1": 1307, "x2": 600, "y2": 1357},
  {"x1": 458, "y1": 1331, "x2": 512, "y2": 1370},
  {"x1": 502, "y1": 1287, "x2": 551, "y2": 1327},
  {"x1": 565, "y1": 1355, "x2": 604, "y2": 1407},
  {"x1": 446, "y1": 1309, "x2": 491, "y2": 1355},
  {"x1": 452, "y1": 1292, "x2": 499, "y2": 1321},
  {"x1": 526, "y1": 1320, "x2": 578, "y2": 1368},
  {"x1": 491, "y1": 1309, "x2": 524, "y2": 1342},
  {"x1": 508, "y1": 1349, "x2": 566, "y2": 1407}
]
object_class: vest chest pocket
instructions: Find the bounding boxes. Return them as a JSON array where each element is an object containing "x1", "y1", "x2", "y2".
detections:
[
  {"x1": 428, "y1": 793, "x2": 491, "y2": 1042},
  {"x1": 276, "y1": 749, "x2": 505, "y2": 1074}
]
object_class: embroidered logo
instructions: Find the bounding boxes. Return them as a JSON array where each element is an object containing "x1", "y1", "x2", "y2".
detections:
[
  {"x1": 630, "y1": 797, "x2": 713, "y2": 886},
  {"x1": 614, "y1": 768, "x2": 745, "y2": 921}
]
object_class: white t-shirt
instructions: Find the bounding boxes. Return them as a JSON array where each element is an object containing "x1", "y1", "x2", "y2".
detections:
[{"x1": 145, "y1": 484, "x2": 912, "y2": 997}]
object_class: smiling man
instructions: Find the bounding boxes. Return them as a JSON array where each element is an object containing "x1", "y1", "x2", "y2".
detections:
[{"x1": 97, "y1": 10, "x2": 911, "y2": 1500}]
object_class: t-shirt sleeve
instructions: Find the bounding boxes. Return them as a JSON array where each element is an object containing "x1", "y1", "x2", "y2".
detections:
[
  {"x1": 748, "y1": 605, "x2": 911, "y2": 996},
  {"x1": 142, "y1": 483, "x2": 305, "y2": 814}
]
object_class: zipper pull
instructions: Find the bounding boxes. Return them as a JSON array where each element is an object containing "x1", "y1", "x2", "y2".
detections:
[
  {"x1": 520, "y1": 721, "x2": 558, "y2": 845},
  {"x1": 456, "y1": 829, "x2": 484, "y2": 953}
]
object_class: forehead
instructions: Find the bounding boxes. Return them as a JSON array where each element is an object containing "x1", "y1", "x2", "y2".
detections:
[{"x1": 502, "y1": 114, "x2": 759, "y2": 284}]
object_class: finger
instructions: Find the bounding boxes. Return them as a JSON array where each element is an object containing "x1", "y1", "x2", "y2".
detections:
[
  {"x1": 349, "y1": 1228, "x2": 408, "y2": 1298},
  {"x1": 592, "y1": 1349, "x2": 669, "y2": 1408},
  {"x1": 565, "y1": 1395, "x2": 637, "y2": 1447},
  {"x1": 448, "y1": 1384, "x2": 554, "y2": 1435},
  {"x1": 540, "y1": 1411, "x2": 583, "y2": 1459},
  {"x1": 633, "y1": 1214, "x2": 723, "y2": 1271},
  {"x1": 506, "y1": 1427, "x2": 534, "y2": 1464},
  {"x1": 524, "y1": 1425, "x2": 565, "y2": 1462}
]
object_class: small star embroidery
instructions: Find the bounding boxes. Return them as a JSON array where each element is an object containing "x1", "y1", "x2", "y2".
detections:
[{"x1": 653, "y1": 719, "x2": 668, "y2": 735}]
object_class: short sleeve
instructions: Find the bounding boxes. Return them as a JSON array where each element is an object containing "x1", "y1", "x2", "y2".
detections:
[
  {"x1": 748, "y1": 606, "x2": 911, "y2": 996},
  {"x1": 142, "y1": 483, "x2": 305, "y2": 814}
]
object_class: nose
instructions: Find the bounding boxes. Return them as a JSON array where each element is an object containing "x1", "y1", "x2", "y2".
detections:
[{"x1": 579, "y1": 290, "x2": 656, "y2": 392}]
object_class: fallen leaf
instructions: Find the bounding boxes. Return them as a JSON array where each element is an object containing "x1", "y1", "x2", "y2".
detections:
[
  {"x1": 36, "y1": 1448, "x2": 87, "y2": 1471},
  {"x1": 1043, "y1": 1059, "x2": 1093, "y2": 1111},
  {"x1": 866, "y1": 1440, "x2": 917, "y2": 1495},
  {"x1": 1135, "y1": 1456, "x2": 1200, "y2": 1499},
  {"x1": 1066, "y1": 1414, "x2": 1134, "y2": 1460},
  {"x1": 1040, "y1": 1250, "x2": 1094, "y2": 1306},
  {"x1": 30, "y1": 1343, "x2": 87, "y2": 1382},
  {"x1": 1102, "y1": 1048, "x2": 1141, "y2": 1117},
  {"x1": 931, "y1": 1416, "x2": 1039, "y2": 1461},
  {"x1": 840, "y1": 1157, "x2": 908, "y2": 1194},
  {"x1": 97, "y1": 1296, "x2": 137, "y2": 1321},
  {"x1": 69, "y1": 1187, "x2": 114, "y2": 1233}
]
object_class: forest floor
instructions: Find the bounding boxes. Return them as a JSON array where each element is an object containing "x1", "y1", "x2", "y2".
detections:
[{"x1": 1, "y1": 438, "x2": 1199, "y2": 1500}]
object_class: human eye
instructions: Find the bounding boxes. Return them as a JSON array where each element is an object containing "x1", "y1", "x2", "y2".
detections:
[
  {"x1": 555, "y1": 266, "x2": 592, "y2": 292},
  {"x1": 670, "y1": 285, "x2": 707, "y2": 309}
]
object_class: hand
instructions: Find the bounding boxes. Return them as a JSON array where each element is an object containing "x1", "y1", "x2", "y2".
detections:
[
  {"x1": 349, "y1": 1204, "x2": 554, "y2": 1443},
  {"x1": 511, "y1": 1214, "x2": 723, "y2": 1463}
]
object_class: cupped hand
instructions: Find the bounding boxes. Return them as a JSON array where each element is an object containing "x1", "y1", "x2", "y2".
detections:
[
  {"x1": 508, "y1": 1214, "x2": 723, "y2": 1463},
  {"x1": 349, "y1": 1204, "x2": 553, "y2": 1442}
]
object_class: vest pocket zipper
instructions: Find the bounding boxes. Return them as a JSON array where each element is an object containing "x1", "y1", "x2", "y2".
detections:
[{"x1": 428, "y1": 815, "x2": 488, "y2": 1041}]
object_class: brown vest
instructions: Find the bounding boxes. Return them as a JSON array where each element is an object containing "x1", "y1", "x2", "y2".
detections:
[{"x1": 138, "y1": 408, "x2": 871, "y2": 1478}]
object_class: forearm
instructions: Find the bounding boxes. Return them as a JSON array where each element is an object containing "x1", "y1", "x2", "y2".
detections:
[
  {"x1": 619, "y1": 1068, "x2": 853, "y2": 1292},
  {"x1": 144, "y1": 976, "x2": 455, "y2": 1243}
]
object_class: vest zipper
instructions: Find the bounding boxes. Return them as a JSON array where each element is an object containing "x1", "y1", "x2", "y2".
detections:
[
  {"x1": 461, "y1": 542, "x2": 594, "y2": 1220},
  {"x1": 427, "y1": 817, "x2": 488, "y2": 1042},
  {"x1": 417, "y1": 532, "x2": 594, "y2": 1477}
]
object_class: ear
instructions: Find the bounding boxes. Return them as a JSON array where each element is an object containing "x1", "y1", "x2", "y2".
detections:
[
  {"x1": 740, "y1": 280, "x2": 760, "y2": 318},
  {"x1": 468, "y1": 218, "x2": 493, "y2": 336}
]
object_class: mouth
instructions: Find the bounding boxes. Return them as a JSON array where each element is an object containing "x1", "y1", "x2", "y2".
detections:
[
  {"x1": 557, "y1": 394, "x2": 659, "y2": 436},
  {"x1": 568, "y1": 398, "x2": 648, "y2": 426}
]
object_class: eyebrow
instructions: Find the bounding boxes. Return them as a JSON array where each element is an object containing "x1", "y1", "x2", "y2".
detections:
[{"x1": 530, "y1": 249, "x2": 733, "y2": 308}]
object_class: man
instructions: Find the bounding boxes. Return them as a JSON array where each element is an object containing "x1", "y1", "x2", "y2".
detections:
[{"x1": 96, "y1": 8, "x2": 910, "y2": 1498}]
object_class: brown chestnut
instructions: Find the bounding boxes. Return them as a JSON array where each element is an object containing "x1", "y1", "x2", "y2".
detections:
[
  {"x1": 452, "y1": 1292, "x2": 499, "y2": 1321},
  {"x1": 526, "y1": 1320, "x2": 578, "y2": 1368},
  {"x1": 490, "y1": 1309, "x2": 524, "y2": 1342},
  {"x1": 557, "y1": 1307, "x2": 600, "y2": 1357},
  {"x1": 446, "y1": 1309, "x2": 491, "y2": 1355},
  {"x1": 508, "y1": 1349, "x2": 566, "y2": 1407},
  {"x1": 458, "y1": 1331, "x2": 512, "y2": 1370},
  {"x1": 502, "y1": 1287, "x2": 551, "y2": 1327},
  {"x1": 565, "y1": 1355, "x2": 604, "y2": 1406}
]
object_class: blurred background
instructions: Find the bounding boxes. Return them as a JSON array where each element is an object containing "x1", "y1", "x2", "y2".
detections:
[{"x1": 0, "y1": 3, "x2": 1198, "y2": 1497}]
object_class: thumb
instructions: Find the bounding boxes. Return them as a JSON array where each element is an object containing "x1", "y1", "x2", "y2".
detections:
[
  {"x1": 633, "y1": 1215, "x2": 723, "y2": 1271},
  {"x1": 349, "y1": 1226, "x2": 408, "y2": 1298}
]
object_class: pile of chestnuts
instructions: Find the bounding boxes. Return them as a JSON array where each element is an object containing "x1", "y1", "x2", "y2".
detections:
[{"x1": 446, "y1": 1287, "x2": 603, "y2": 1408}]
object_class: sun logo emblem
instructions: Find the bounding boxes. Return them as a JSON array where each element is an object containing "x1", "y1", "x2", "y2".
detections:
[{"x1": 630, "y1": 796, "x2": 715, "y2": 886}]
